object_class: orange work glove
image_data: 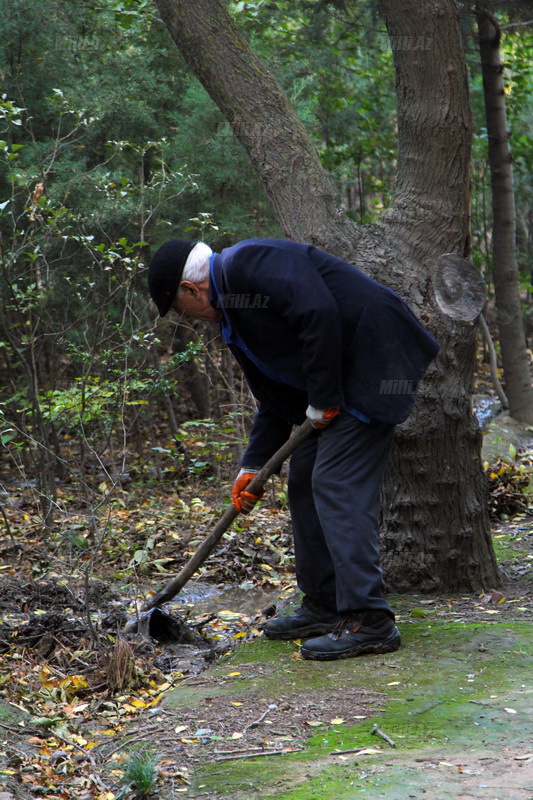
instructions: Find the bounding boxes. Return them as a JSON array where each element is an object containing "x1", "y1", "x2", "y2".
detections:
[
  {"x1": 231, "y1": 469, "x2": 264, "y2": 514},
  {"x1": 305, "y1": 405, "x2": 341, "y2": 429}
]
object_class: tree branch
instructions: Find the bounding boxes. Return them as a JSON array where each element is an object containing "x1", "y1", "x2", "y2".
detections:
[{"x1": 153, "y1": 0, "x2": 359, "y2": 251}]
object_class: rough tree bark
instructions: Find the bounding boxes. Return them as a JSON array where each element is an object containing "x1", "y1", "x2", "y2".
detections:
[
  {"x1": 476, "y1": 6, "x2": 533, "y2": 423},
  {"x1": 153, "y1": 0, "x2": 500, "y2": 592}
]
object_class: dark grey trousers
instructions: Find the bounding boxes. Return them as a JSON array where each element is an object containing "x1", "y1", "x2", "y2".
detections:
[{"x1": 287, "y1": 411, "x2": 396, "y2": 617}]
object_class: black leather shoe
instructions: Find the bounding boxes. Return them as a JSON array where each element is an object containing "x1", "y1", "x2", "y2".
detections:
[
  {"x1": 300, "y1": 611, "x2": 401, "y2": 660},
  {"x1": 262, "y1": 597, "x2": 341, "y2": 640}
]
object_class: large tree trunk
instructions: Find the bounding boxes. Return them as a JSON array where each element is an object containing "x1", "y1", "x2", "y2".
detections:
[
  {"x1": 375, "y1": 0, "x2": 498, "y2": 590},
  {"x1": 476, "y1": 6, "x2": 533, "y2": 424},
  {"x1": 153, "y1": 0, "x2": 500, "y2": 591}
]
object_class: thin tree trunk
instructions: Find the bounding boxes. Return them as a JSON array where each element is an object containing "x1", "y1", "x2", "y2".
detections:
[
  {"x1": 476, "y1": 6, "x2": 533, "y2": 423},
  {"x1": 172, "y1": 323, "x2": 211, "y2": 419},
  {"x1": 222, "y1": 347, "x2": 244, "y2": 465}
]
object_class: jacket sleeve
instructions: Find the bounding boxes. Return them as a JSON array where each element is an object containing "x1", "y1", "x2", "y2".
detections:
[
  {"x1": 242, "y1": 405, "x2": 294, "y2": 470},
  {"x1": 226, "y1": 243, "x2": 345, "y2": 410}
]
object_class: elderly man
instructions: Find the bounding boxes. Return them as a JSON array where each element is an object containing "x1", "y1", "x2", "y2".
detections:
[{"x1": 148, "y1": 238, "x2": 439, "y2": 661}]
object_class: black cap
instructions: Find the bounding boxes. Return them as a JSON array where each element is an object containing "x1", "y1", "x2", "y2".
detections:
[{"x1": 148, "y1": 239, "x2": 196, "y2": 317}]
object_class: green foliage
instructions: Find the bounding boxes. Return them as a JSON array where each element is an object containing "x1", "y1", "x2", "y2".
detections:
[
  {"x1": 231, "y1": 0, "x2": 398, "y2": 223},
  {"x1": 164, "y1": 81, "x2": 280, "y2": 242},
  {"x1": 0, "y1": 0, "x2": 531, "y2": 535},
  {"x1": 118, "y1": 749, "x2": 159, "y2": 798},
  {"x1": 151, "y1": 415, "x2": 245, "y2": 482}
]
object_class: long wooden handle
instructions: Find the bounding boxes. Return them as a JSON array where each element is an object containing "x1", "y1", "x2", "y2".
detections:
[{"x1": 142, "y1": 419, "x2": 314, "y2": 611}]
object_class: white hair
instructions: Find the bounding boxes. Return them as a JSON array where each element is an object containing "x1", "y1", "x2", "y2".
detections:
[{"x1": 181, "y1": 242, "x2": 212, "y2": 286}]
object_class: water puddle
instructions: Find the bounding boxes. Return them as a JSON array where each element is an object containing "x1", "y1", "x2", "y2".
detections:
[{"x1": 167, "y1": 580, "x2": 285, "y2": 619}]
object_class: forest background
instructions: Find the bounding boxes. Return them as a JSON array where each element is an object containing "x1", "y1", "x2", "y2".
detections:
[
  {"x1": 0, "y1": 2, "x2": 533, "y2": 796},
  {"x1": 0, "y1": 0, "x2": 532, "y2": 589}
]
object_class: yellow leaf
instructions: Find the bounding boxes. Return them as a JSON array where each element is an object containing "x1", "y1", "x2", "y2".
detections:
[
  {"x1": 305, "y1": 721, "x2": 323, "y2": 727},
  {"x1": 174, "y1": 725, "x2": 188, "y2": 733},
  {"x1": 230, "y1": 702, "x2": 243, "y2": 707},
  {"x1": 231, "y1": 732, "x2": 243, "y2": 739},
  {"x1": 226, "y1": 671, "x2": 241, "y2": 677},
  {"x1": 387, "y1": 681, "x2": 401, "y2": 686},
  {"x1": 130, "y1": 699, "x2": 148, "y2": 708},
  {"x1": 331, "y1": 718, "x2": 345, "y2": 725},
  {"x1": 291, "y1": 651, "x2": 304, "y2": 661},
  {"x1": 59, "y1": 675, "x2": 88, "y2": 690}
]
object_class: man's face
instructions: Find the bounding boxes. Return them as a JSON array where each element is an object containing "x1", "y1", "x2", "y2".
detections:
[{"x1": 170, "y1": 280, "x2": 222, "y2": 323}]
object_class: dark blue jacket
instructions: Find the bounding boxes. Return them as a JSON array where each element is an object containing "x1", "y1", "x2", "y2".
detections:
[{"x1": 209, "y1": 239, "x2": 439, "y2": 467}]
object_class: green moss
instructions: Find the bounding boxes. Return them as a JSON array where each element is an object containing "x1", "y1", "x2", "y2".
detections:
[
  {"x1": 491, "y1": 533, "x2": 527, "y2": 562},
  {"x1": 190, "y1": 620, "x2": 532, "y2": 799}
]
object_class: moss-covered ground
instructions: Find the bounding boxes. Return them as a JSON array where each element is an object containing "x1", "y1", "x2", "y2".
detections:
[{"x1": 178, "y1": 617, "x2": 531, "y2": 800}]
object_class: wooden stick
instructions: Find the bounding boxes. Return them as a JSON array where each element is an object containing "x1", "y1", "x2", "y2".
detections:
[
  {"x1": 142, "y1": 420, "x2": 314, "y2": 611},
  {"x1": 371, "y1": 723, "x2": 396, "y2": 748},
  {"x1": 210, "y1": 747, "x2": 304, "y2": 763},
  {"x1": 242, "y1": 706, "x2": 272, "y2": 732}
]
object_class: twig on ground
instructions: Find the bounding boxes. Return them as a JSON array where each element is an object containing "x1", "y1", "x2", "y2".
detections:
[
  {"x1": 242, "y1": 705, "x2": 274, "y2": 732},
  {"x1": 209, "y1": 747, "x2": 303, "y2": 763},
  {"x1": 212, "y1": 746, "x2": 275, "y2": 756},
  {"x1": 191, "y1": 613, "x2": 218, "y2": 629},
  {"x1": 95, "y1": 732, "x2": 152, "y2": 759},
  {"x1": 0, "y1": 721, "x2": 38, "y2": 735},
  {"x1": 370, "y1": 723, "x2": 396, "y2": 747}
]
